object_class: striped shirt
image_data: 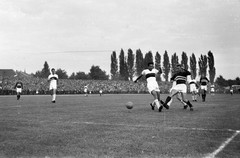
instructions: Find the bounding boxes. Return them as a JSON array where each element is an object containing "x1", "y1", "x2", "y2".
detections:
[
  {"x1": 200, "y1": 77, "x2": 209, "y2": 86},
  {"x1": 141, "y1": 68, "x2": 159, "y2": 83},
  {"x1": 171, "y1": 69, "x2": 191, "y2": 84}
]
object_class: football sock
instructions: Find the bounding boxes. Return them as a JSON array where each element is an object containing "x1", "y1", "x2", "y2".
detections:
[
  {"x1": 165, "y1": 96, "x2": 172, "y2": 104},
  {"x1": 186, "y1": 101, "x2": 193, "y2": 107},
  {"x1": 52, "y1": 94, "x2": 56, "y2": 101},
  {"x1": 154, "y1": 99, "x2": 160, "y2": 109}
]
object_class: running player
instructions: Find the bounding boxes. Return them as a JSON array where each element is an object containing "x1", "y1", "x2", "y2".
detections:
[
  {"x1": 162, "y1": 64, "x2": 193, "y2": 111},
  {"x1": 134, "y1": 62, "x2": 164, "y2": 112},
  {"x1": 189, "y1": 78, "x2": 198, "y2": 101},
  {"x1": 84, "y1": 85, "x2": 88, "y2": 97},
  {"x1": 48, "y1": 68, "x2": 58, "y2": 103},
  {"x1": 199, "y1": 75, "x2": 209, "y2": 102},
  {"x1": 14, "y1": 80, "x2": 23, "y2": 100}
]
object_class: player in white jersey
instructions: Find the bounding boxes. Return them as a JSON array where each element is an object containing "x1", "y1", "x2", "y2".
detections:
[
  {"x1": 189, "y1": 79, "x2": 198, "y2": 101},
  {"x1": 84, "y1": 85, "x2": 88, "y2": 97},
  {"x1": 14, "y1": 80, "x2": 23, "y2": 100},
  {"x1": 48, "y1": 68, "x2": 58, "y2": 103},
  {"x1": 134, "y1": 62, "x2": 165, "y2": 112},
  {"x1": 210, "y1": 84, "x2": 215, "y2": 96}
]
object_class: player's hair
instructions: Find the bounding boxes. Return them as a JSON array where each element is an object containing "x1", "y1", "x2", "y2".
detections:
[
  {"x1": 147, "y1": 62, "x2": 154, "y2": 66},
  {"x1": 51, "y1": 68, "x2": 55, "y2": 71}
]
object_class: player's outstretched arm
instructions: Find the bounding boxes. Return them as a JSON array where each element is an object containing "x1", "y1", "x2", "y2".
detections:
[{"x1": 134, "y1": 75, "x2": 143, "y2": 83}]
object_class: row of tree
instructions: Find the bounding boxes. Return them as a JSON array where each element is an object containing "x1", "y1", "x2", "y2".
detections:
[
  {"x1": 110, "y1": 49, "x2": 216, "y2": 83},
  {"x1": 32, "y1": 49, "x2": 216, "y2": 83},
  {"x1": 33, "y1": 62, "x2": 109, "y2": 80},
  {"x1": 31, "y1": 49, "x2": 240, "y2": 87}
]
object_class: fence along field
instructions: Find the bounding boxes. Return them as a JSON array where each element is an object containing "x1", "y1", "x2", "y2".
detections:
[{"x1": 0, "y1": 93, "x2": 239, "y2": 157}]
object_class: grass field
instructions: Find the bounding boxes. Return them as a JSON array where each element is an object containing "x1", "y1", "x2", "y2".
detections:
[{"x1": 0, "y1": 93, "x2": 240, "y2": 158}]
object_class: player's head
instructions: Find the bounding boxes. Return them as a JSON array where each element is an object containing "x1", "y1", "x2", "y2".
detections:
[
  {"x1": 51, "y1": 68, "x2": 55, "y2": 74},
  {"x1": 147, "y1": 62, "x2": 154, "y2": 70},
  {"x1": 176, "y1": 64, "x2": 182, "y2": 72}
]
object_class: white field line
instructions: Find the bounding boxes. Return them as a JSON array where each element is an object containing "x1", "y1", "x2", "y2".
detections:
[
  {"x1": 71, "y1": 121, "x2": 238, "y2": 132},
  {"x1": 204, "y1": 130, "x2": 240, "y2": 158}
]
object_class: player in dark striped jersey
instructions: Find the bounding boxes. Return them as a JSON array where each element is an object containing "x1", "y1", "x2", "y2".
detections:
[
  {"x1": 199, "y1": 75, "x2": 209, "y2": 101},
  {"x1": 14, "y1": 80, "x2": 23, "y2": 100},
  {"x1": 162, "y1": 64, "x2": 193, "y2": 111},
  {"x1": 134, "y1": 62, "x2": 164, "y2": 112}
]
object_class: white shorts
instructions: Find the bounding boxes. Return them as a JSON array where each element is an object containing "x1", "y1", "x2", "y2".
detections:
[
  {"x1": 84, "y1": 89, "x2": 88, "y2": 93},
  {"x1": 211, "y1": 88, "x2": 215, "y2": 92},
  {"x1": 171, "y1": 84, "x2": 187, "y2": 93},
  {"x1": 147, "y1": 82, "x2": 160, "y2": 94},
  {"x1": 201, "y1": 85, "x2": 208, "y2": 91},
  {"x1": 190, "y1": 84, "x2": 197, "y2": 92},
  {"x1": 49, "y1": 83, "x2": 57, "y2": 90},
  {"x1": 16, "y1": 88, "x2": 22, "y2": 93}
]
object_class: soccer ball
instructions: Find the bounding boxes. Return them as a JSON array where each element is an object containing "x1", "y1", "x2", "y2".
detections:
[{"x1": 126, "y1": 101, "x2": 133, "y2": 109}]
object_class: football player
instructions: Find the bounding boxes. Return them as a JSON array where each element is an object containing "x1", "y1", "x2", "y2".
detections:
[
  {"x1": 199, "y1": 74, "x2": 209, "y2": 102},
  {"x1": 84, "y1": 85, "x2": 88, "y2": 97},
  {"x1": 14, "y1": 80, "x2": 23, "y2": 100},
  {"x1": 189, "y1": 78, "x2": 198, "y2": 101},
  {"x1": 162, "y1": 64, "x2": 193, "y2": 111},
  {"x1": 48, "y1": 68, "x2": 58, "y2": 103},
  {"x1": 134, "y1": 62, "x2": 165, "y2": 112}
]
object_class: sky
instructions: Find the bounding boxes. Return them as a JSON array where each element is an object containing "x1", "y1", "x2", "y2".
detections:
[{"x1": 0, "y1": 0, "x2": 240, "y2": 80}]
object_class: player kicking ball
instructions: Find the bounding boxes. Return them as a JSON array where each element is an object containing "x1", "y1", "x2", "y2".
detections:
[
  {"x1": 48, "y1": 68, "x2": 58, "y2": 103},
  {"x1": 134, "y1": 62, "x2": 166, "y2": 112}
]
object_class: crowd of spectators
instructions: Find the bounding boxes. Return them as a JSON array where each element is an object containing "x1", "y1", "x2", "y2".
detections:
[
  {"x1": 1, "y1": 71, "x2": 230, "y2": 95},
  {"x1": 0, "y1": 72, "x2": 172, "y2": 95}
]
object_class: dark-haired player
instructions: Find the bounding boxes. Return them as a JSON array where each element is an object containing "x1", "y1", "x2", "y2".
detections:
[
  {"x1": 14, "y1": 80, "x2": 23, "y2": 100},
  {"x1": 48, "y1": 68, "x2": 58, "y2": 103},
  {"x1": 162, "y1": 64, "x2": 193, "y2": 111},
  {"x1": 134, "y1": 62, "x2": 164, "y2": 112},
  {"x1": 199, "y1": 74, "x2": 209, "y2": 102}
]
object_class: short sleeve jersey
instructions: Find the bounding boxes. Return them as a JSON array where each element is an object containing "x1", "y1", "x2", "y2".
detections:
[
  {"x1": 141, "y1": 68, "x2": 158, "y2": 83},
  {"x1": 48, "y1": 74, "x2": 58, "y2": 85}
]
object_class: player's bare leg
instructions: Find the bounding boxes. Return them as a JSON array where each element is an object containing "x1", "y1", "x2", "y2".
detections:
[
  {"x1": 162, "y1": 89, "x2": 179, "y2": 109},
  {"x1": 151, "y1": 90, "x2": 162, "y2": 112},
  {"x1": 17, "y1": 92, "x2": 20, "y2": 100},
  {"x1": 176, "y1": 92, "x2": 188, "y2": 108},
  {"x1": 52, "y1": 89, "x2": 56, "y2": 103},
  {"x1": 180, "y1": 92, "x2": 193, "y2": 111}
]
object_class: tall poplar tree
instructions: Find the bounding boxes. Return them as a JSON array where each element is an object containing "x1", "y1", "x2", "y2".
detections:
[
  {"x1": 144, "y1": 51, "x2": 153, "y2": 68},
  {"x1": 119, "y1": 49, "x2": 126, "y2": 80},
  {"x1": 127, "y1": 49, "x2": 135, "y2": 81},
  {"x1": 181, "y1": 51, "x2": 189, "y2": 70},
  {"x1": 135, "y1": 49, "x2": 144, "y2": 78},
  {"x1": 190, "y1": 53, "x2": 197, "y2": 79},
  {"x1": 208, "y1": 50, "x2": 216, "y2": 84},
  {"x1": 110, "y1": 51, "x2": 118, "y2": 80},
  {"x1": 155, "y1": 52, "x2": 161, "y2": 81},
  {"x1": 171, "y1": 53, "x2": 179, "y2": 76},
  {"x1": 198, "y1": 54, "x2": 208, "y2": 76},
  {"x1": 163, "y1": 50, "x2": 170, "y2": 81}
]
